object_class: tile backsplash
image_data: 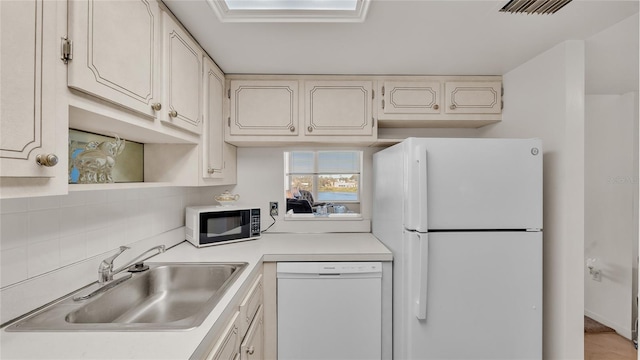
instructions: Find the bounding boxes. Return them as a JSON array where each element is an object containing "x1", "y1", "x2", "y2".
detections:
[{"x1": 0, "y1": 186, "x2": 224, "y2": 289}]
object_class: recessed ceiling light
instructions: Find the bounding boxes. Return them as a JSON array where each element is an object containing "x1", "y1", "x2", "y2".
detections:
[{"x1": 207, "y1": 0, "x2": 370, "y2": 22}]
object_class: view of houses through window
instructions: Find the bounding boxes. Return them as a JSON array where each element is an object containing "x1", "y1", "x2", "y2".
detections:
[{"x1": 285, "y1": 151, "x2": 362, "y2": 214}]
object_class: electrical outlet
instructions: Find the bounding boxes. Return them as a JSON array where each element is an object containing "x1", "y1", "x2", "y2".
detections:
[{"x1": 270, "y1": 202, "x2": 278, "y2": 216}]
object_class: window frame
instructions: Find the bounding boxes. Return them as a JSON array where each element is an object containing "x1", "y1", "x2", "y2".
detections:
[{"x1": 285, "y1": 150, "x2": 363, "y2": 209}]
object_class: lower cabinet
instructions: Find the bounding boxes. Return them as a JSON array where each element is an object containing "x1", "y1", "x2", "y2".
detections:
[
  {"x1": 241, "y1": 306, "x2": 264, "y2": 360},
  {"x1": 206, "y1": 312, "x2": 241, "y2": 360},
  {"x1": 204, "y1": 270, "x2": 264, "y2": 360}
]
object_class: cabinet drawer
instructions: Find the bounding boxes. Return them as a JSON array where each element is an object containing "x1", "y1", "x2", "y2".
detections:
[
  {"x1": 205, "y1": 311, "x2": 240, "y2": 360},
  {"x1": 240, "y1": 305, "x2": 264, "y2": 360},
  {"x1": 239, "y1": 274, "x2": 263, "y2": 337}
]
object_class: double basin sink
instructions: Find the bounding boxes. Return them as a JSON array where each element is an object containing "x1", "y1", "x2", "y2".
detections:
[{"x1": 6, "y1": 262, "x2": 247, "y2": 331}]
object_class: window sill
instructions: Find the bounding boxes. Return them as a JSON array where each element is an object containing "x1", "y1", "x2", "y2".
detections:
[{"x1": 285, "y1": 213, "x2": 362, "y2": 221}]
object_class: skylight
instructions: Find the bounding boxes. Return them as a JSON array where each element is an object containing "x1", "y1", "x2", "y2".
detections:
[
  {"x1": 207, "y1": 0, "x2": 370, "y2": 22},
  {"x1": 225, "y1": 0, "x2": 359, "y2": 11}
]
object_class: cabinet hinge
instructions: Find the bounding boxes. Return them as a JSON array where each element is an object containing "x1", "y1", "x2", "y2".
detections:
[
  {"x1": 382, "y1": 99, "x2": 385, "y2": 110},
  {"x1": 372, "y1": 117, "x2": 375, "y2": 127},
  {"x1": 381, "y1": 86, "x2": 385, "y2": 96},
  {"x1": 501, "y1": 86, "x2": 504, "y2": 96},
  {"x1": 60, "y1": 36, "x2": 73, "y2": 64},
  {"x1": 227, "y1": 117, "x2": 230, "y2": 127},
  {"x1": 501, "y1": 100, "x2": 504, "y2": 110},
  {"x1": 372, "y1": 90, "x2": 375, "y2": 99},
  {"x1": 227, "y1": 88, "x2": 231, "y2": 99}
]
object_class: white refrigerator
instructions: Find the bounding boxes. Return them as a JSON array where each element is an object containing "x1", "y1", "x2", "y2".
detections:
[{"x1": 372, "y1": 138, "x2": 542, "y2": 360}]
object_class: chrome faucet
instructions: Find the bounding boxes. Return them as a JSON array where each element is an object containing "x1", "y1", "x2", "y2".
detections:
[{"x1": 98, "y1": 245, "x2": 166, "y2": 284}]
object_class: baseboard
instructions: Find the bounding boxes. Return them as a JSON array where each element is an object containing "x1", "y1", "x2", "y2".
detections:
[{"x1": 585, "y1": 309, "x2": 632, "y2": 340}]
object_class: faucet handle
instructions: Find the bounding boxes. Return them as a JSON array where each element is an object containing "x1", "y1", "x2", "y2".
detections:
[{"x1": 103, "y1": 246, "x2": 130, "y2": 265}]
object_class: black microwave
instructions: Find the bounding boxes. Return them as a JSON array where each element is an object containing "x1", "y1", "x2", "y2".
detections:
[{"x1": 185, "y1": 206, "x2": 261, "y2": 247}]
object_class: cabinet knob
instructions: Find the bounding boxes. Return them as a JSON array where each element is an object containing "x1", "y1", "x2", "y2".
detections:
[
  {"x1": 36, "y1": 154, "x2": 59, "y2": 167},
  {"x1": 307, "y1": 126, "x2": 313, "y2": 133},
  {"x1": 168, "y1": 110, "x2": 178, "y2": 118},
  {"x1": 432, "y1": 104, "x2": 439, "y2": 110},
  {"x1": 449, "y1": 104, "x2": 457, "y2": 110},
  {"x1": 151, "y1": 103, "x2": 162, "y2": 111},
  {"x1": 247, "y1": 346, "x2": 255, "y2": 355},
  {"x1": 289, "y1": 125, "x2": 295, "y2": 132},
  {"x1": 207, "y1": 168, "x2": 221, "y2": 174}
]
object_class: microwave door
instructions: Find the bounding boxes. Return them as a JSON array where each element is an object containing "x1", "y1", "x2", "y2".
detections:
[{"x1": 200, "y1": 210, "x2": 251, "y2": 244}]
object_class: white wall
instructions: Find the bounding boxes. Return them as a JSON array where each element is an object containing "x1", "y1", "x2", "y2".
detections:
[
  {"x1": 584, "y1": 93, "x2": 638, "y2": 339},
  {"x1": 0, "y1": 186, "x2": 223, "y2": 323},
  {"x1": 582, "y1": 13, "x2": 640, "y2": 342},
  {"x1": 585, "y1": 14, "x2": 639, "y2": 95},
  {"x1": 478, "y1": 41, "x2": 586, "y2": 359}
]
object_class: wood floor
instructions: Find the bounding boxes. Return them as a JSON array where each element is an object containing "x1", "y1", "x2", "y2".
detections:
[{"x1": 585, "y1": 332, "x2": 637, "y2": 360}]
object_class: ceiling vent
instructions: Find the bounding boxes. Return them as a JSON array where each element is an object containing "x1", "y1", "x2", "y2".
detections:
[{"x1": 499, "y1": 0, "x2": 573, "y2": 14}]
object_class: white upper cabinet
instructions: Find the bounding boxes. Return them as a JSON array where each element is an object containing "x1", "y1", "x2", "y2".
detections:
[
  {"x1": 67, "y1": 0, "x2": 162, "y2": 118},
  {"x1": 161, "y1": 11, "x2": 203, "y2": 134},
  {"x1": 444, "y1": 81, "x2": 502, "y2": 114},
  {"x1": 304, "y1": 81, "x2": 374, "y2": 136},
  {"x1": 226, "y1": 77, "x2": 378, "y2": 144},
  {"x1": 1, "y1": 0, "x2": 63, "y2": 179},
  {"x1": 380, "y1": 81, "x2": 441, "y2": 115},
  {"x1": 376, "y1": 77, "x2": 502, "y2": 128},
  {"x1": 229, "y1": 80, "x2": 299, "y2": 136},
  {"x1": 203, "y1": 56, "x2": 225, "y2": 178}
]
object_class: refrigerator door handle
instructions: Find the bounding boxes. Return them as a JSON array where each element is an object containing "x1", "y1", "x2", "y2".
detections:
[{"x1": 414, "y1": 233, "x2": 429, "y2": 320}]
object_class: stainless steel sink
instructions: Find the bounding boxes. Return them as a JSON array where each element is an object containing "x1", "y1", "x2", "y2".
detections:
[{"x1": 6, "y1": 262, "x2": 247, "y2": 331}]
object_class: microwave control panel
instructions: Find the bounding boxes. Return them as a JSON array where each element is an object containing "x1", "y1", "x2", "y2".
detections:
[{"x1": 250, "y1": 208, "x2": 261, "y2": 236}]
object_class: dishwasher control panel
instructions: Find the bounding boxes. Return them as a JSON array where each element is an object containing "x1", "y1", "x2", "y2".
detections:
[{"x1": 277, "y1": 262, "x2": 382, "y2": 276}]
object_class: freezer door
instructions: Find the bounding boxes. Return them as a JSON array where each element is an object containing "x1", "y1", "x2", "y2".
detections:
[
  {"x1": 404, "y1": 231, "x2": 542, "y2": 360},
  {"x1": 404, "y1": 138, "x2": 543, "y2": 231}
]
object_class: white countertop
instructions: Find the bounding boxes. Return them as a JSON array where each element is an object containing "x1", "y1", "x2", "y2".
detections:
[{"x1": 1, "y1": 233, "x2": 391, "y2": 360}]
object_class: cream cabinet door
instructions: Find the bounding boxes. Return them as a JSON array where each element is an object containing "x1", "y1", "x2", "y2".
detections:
[
  {"x1": 229, "y1": 80, "x2": 299, "y2": 136},
  {"x1": 381, "y1": 81, "x2": 441, "y2": 115},
  {"x1": 444, "y1": 81, "x2": 502, "y2": 114},
  {"x1": 206, "y1": 311, "x2": 241, "y2": 360},
  {"x1": 304, "y1": 81, "x2": 374, "y2": 136},
  {"x1": 203, "y1": 56, "x2": 225, "y2": 178},
  {"x1": 240, "y1": 306, "x2": 264, "y2": 360},
  {"x1": 161, "y1": 11, "x2": 203, "y2": 134},
  {"x1": 67, "y1": 0, "x2": 161, "y2": 118},
  {"x1": 1, "y1": 0, "x2": 59, "y2": 177}
]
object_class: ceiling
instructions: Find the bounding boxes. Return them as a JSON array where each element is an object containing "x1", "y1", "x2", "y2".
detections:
[{"x1": 164, "y1": 0, "x2": 638, "y2": 82}]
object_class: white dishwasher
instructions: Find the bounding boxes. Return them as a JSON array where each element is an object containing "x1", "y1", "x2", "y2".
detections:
[{"x1": 277, "y1": 262, "x2": 382, "y2": 360}]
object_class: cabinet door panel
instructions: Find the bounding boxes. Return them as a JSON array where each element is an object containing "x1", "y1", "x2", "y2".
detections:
[
  {"x1": 206, "y1": 311, "x2": 240, "y2": 360},
  {"x1": 305, "y1": 81, "x2": 373, "y2": 136},
  {"x1": 445, "y1": 81, "x2": 502, "y2": 114},
  {"x1": 1, "y1": 0, "x2": 57, "y2": 177},
  {"x1": 240, "y1": 305, "x2": 264, "y2": 360},
  {"x1": 239, "y1": 274, "x2": 263, "y2": 337},
  {"x1": 162, "y1": 12, "x2": 203, "y2": 134},
  {"x1": 382, "y1": 81, "x2": 441, "y2": 115},
  {"x1": 229, "y1": 81, "x2": 298, "y2": 136},
  {"x1": 68, "y1": 0, "x2": 160, "y2": 117},
  {"x1": 204, "y1": 57, "x2": 224, "y2": 178}
]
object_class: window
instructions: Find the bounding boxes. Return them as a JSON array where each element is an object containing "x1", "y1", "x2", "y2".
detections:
[{"x1": 285, "y1": 150, "x2": 362, "y2": 215}]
